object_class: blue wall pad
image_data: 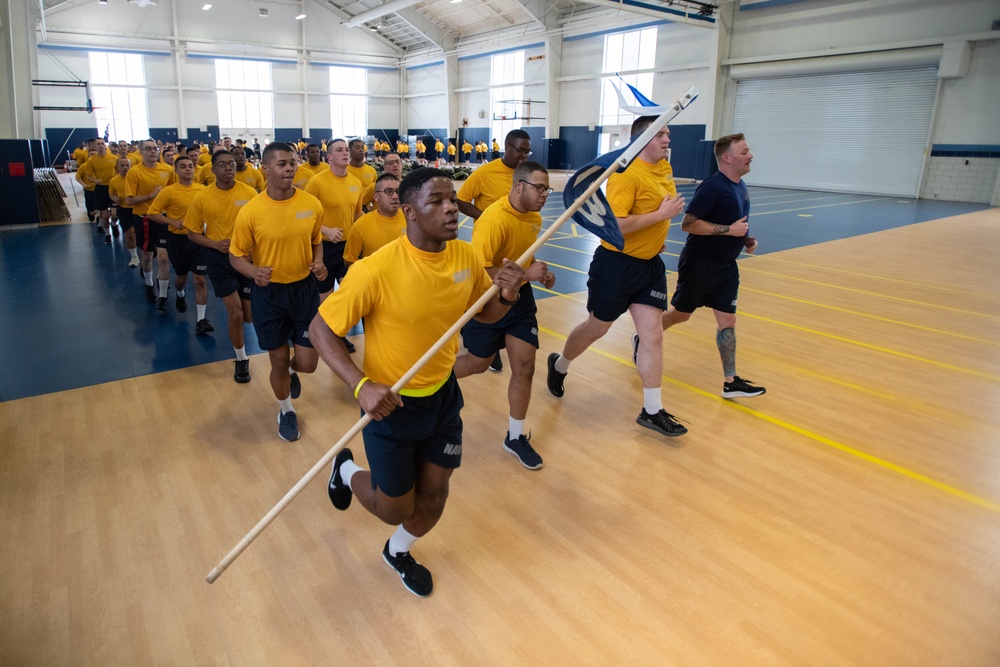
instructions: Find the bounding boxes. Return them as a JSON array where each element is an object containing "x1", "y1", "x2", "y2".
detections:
[{"x1": 559, "y1": 126, "x2": 601, "y2": 170}]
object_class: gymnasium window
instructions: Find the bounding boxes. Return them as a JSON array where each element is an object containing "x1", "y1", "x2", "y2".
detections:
[
  {"x1": 599, "y1": 26, "x2": 657, "y2": 154},
  {"x1": 215, "y1": 59, "x2": 274, "y2": 138},
  {"x1": 490, "y1": 50, "x2": 524, "y2": 144},
  {"x1": 330, "y1": 66, "x2": 367, "y2": 138},
  {"x1": 89, "y1": 51, "x2": 150, "y2": 142}
]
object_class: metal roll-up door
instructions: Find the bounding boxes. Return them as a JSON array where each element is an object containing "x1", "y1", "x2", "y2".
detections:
[{"x1": 731, "y1": 67, "x2": 938, "y2": 197}]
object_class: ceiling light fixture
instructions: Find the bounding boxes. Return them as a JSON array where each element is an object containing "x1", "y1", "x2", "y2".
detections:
[
  {"x1": 98, "y1": 0, "x2": 108, "y2": 4},
  {"x1": 295, "y1": 13, "x2": 306, "y2": 19},
  {"x1": 370, "y1": 24, "x2": 379, "y2": 31},
  {"x1": 450, "y1": 0, "x2": 463, "y2": 4},
  {"x1": 202, "y1": 3, "x2": 212, "y2": 9}
]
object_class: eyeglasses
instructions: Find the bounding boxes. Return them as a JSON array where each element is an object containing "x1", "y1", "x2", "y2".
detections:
[
  {"x1": 519, "y1": 180, "x2": 553, "y2": 195},
  {"x1": 508, "y1": 146, "x2": 532, "y2": 156},
  {"x1": 215, "y1": 161, "x2": 236, "y2": 169},
  {"x1": 375, "y1": 188, "x2": 398, "y2": 196}
]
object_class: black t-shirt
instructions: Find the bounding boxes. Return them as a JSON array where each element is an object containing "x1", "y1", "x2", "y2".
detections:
[{"x1": 684, "y1": 170, "x2": 750, "y2": 262}]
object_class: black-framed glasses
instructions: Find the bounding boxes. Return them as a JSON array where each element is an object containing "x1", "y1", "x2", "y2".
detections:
[
  {"x1": 508, "y1": 146, "x2": 532, "y2": 156},
  {"x1": 375, "y1": 188, "x2": 399, "y2": 196},
  {"x1": 519, "y1": 180, "x2": 553, "y2": 195}
]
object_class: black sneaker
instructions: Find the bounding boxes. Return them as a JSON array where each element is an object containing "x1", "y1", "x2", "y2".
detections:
[
  {"x1": 503, "y1": 433, "x2": 543, "y2": 470},
  {"x1": 175, "y1": 294, "x2": 187, "y2": 313},
  {"x1": 146, "y1": 285, "x2": 155, "y2": 303},
  {"x1": 636, "y1": 409, "x2": 688, "y2": 437},
  {"x1": 327, "y1": 448, "x2": 353, "y2": 510},
  {"x1": 234, "y1": 359, "x2": 250, "y2": 384},
  {"x1": 382, "y1": 540, "x2": 433, "y2": 597},
  {"x1": 546, "y1": 352, "x2": 566, "y2": 398},
  {"x1": 289, "y1": 371, "x2": 301, "y2": 399},
  {"x1": 722, "y1": 376, "x2": 766, "y2": 399},
  {"x1": 157, "y1": 297, "x2": 167, "y2": 311},
  {"x1": 341, "y1": 336, "x2": 356, "y2": 354},
  {"x1": 195, "y1": 318, "x2": 214, "y2": 334},
  {"x1": 277, "y1": 410, "x2": 300, "y2": 442},
  {"x1": 489, "y1": 352, "x2": 503, "y2": 372},
  {"x1": 112, "y1": 223, "x2": 120, "y2": 238},
  {"x1": 631, "y1": 332, "x2": 640, "y2": 366},
  {"x1": 104, "y1": 233, "x2": 112, "y2": 244}
]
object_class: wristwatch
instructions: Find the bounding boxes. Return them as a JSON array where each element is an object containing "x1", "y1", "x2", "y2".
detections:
[{"x1": 498, "y1": 291, "x2": 520, "y2": 306}]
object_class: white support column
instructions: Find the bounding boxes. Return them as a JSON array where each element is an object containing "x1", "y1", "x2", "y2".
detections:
[
  {"x1": 170, "y1": 0, "x2": 186, "y2": 140},
  {"x1": 398, "y1": 64, "x2": 407, "y2": 136},
  {"x1": 545, "y1": 33, "x2": 562, "y2": 140},
  {"x1": 706, "y1": 0, "x2": 733, "y2": 139},
  {"x1": 1, "y1": 0, "x2": 38, "y2": 137},
  {"x1": 443, "y1": 53, "x2": 458, "y2": 140},
  {"x1": 300, "y1": 0, "x2": 308, "y2": 138}
]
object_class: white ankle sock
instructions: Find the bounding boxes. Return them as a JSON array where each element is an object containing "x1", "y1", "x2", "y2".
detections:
[
  {"x1": 339, "y1": 459, "x2": 362, "y2": 490},
  {"x1": 553, "y1": 354, "x2": 571, "y2": 374},
  {"x1": 278, "y1": 396, "x2": 293, "y2": 414},
  {"x1": 197, "y1": 304, "x2": 207, "y2": 320},
  {"x1": 176, "y1": 289, "x2": 185, "y2": 297},
  {"x1": 643, "y1": 388, "x2": 662, "y2": 414},
  {"x1": 388, "y1": 525, "x2": 419, "y2": 557},
  {"x1": 234, "y1": 346, "x2": 248, "y2": 361},
  {"x1": 143, "y1": 270, "x2": 153, "y2": 286},
  {"x1": 508, "y1": 417, "x2": 525, "y2": 440},
  {"x1": 158, "y1": 279, "x2": 169, "y2": 296},
  {"x1": 129, "y1": 248, "x2": 139, "y2": 260}
]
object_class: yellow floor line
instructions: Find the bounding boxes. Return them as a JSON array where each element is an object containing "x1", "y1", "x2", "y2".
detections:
[
  {"x1": 741, "y1": 288, "x2": 1000, "y2": 346},
  {"x1": 537, "y1": 325, "x2": 1000, "y2": 514},
  {"x1": 742, "y1": 267, "x2": 1000, "y2": 319},
  {"x1": 750, "y1": 197, "x2": 886, "y2": 216},
  {"x1": 760, "y1": 255, "x2": 999, "y2": 299},
  {"x1": 740, "y1": 312, "x2": 1000, "y2": 381}
]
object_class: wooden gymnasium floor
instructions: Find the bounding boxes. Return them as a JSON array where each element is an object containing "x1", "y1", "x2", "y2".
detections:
[{"x1": 1, "y1": 175, "x2": 999, "y2": 665}]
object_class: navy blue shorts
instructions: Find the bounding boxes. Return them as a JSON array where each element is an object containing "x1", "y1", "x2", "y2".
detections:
[
  {"x1": 205, "y1": 248, "x2": 252, "y2": 300},
  {"x1": 670, "y1": 246, "x2": 740, "y2": 315},
  {"x1": 93, "y1": 185, "x2": 112, "y2": 211},
  {"x1": 362, "y1": 373, "x2": 464, "y2": 498},
  {"x1": 460, "y1": 282, "x2": 538, "y2": 358},
  {"x1": 316, "y1": 240, "x2": 347, "y2": 293},
  {"x1": 166, "y1": 234, "x2": 206, "y2": 276},
  {"x1": 152, "y1": 221, "x2": 169, "y2": 250},
  {"x1": 117, "y1": 207, "x2": 133, "y2": 230},
  {"x1": 586, "y1": 246, "x2": 668, "y2": 322},
  {"x1": 83, "y1": 188, "x2": 96, "y2": 213},
  {"x1": 251, "y1": 275, "x2": 320, "y2": 350}
]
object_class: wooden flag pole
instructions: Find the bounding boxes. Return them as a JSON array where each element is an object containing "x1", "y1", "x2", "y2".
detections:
[{"x1": 205, "y1": 87, "x2": 699, "y2": 584}]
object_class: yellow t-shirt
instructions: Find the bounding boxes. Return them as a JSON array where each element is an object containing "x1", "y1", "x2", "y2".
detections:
[
  {"x1": 108, "y1": 174, "x2": 129, "y2": 206},
  {"x1": 197, "y1": 151, "x2": 211, "y2": 167},
  {"x1": 603, "y1": 157, "x2": 677, "y2": 260},
  {"x1": 87, "y1": 154, "x2": 118, "y2": 186},
  {"x1": 125, "y1": 162, "x2": 177, "y2": 215},
  {"x1": 148, "y1": 182, "x2": 206, "y2": 235},
  {"x1": 293, "y1": 165, "x2": 316, "y2": 190},
  {"x1": 301, "y1": 162, "x2": 326, "y2": 177},
  {"x1": 127, "y1": 151, "x2": 142, "y2": 166},
  {"x1": 230, "y1": 189, "x2": 324, "y2": 284},
  {"x1": 456, "y1": 158, "x2": 514, "y2": 214},
  {"x1": 183, "y1": 181, "x2": 259, "y2": 242},
  {"x1": 472, "y1": 196, "x2": 541, "y2": 273},
  {"x1": 72, "y1": 147, "x2": 89, "y2": 166},
  {"x1": 344, "y1": 209, "x2": 406, "y2": 263},
  {"x1": 435, "y1": 141, "x2": 444, "y2": 153},
  {"x1": 347, "y1": 163, "x2": 377, "y2": 208},
  {"x1": 448, "y1": 144, "x2": 456, "y2": 156},
  {"x1": 234, "y1": 165, "x2": 265, "y2": 192},
  {"x1": 462, "y1": 142, "x2": 472, "y2": 155},
  {"x1": 197, "y1": 163, "x2": 216, "y2": 186},
  {"x1": 75, "y1": 161, "x2": 97, "y2": 192},
  {"x1": 318, "y1": 235, "x2": 493, "y2": 396},
  {"x1": 492, "y1": 140, "x2": 500, "y2": 152},
  {"x1": 304, "y1": 170, "x2": 363, "y2": 238}
]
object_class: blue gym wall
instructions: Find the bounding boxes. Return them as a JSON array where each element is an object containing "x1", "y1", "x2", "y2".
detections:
[
  {"x1": 369, "y1": 129, "x2": 400, "y2": 146},
  {"x1": 45, "y1": 128, "x2": 95, "y2": 166},
  {"x1": 559, "y1": 126, "x2": 601, "y2": 170}
]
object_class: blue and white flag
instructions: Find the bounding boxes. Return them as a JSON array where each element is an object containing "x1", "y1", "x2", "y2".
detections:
[{"x1": 563, "y1": 86, "x2": 698, "y2": 251}]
